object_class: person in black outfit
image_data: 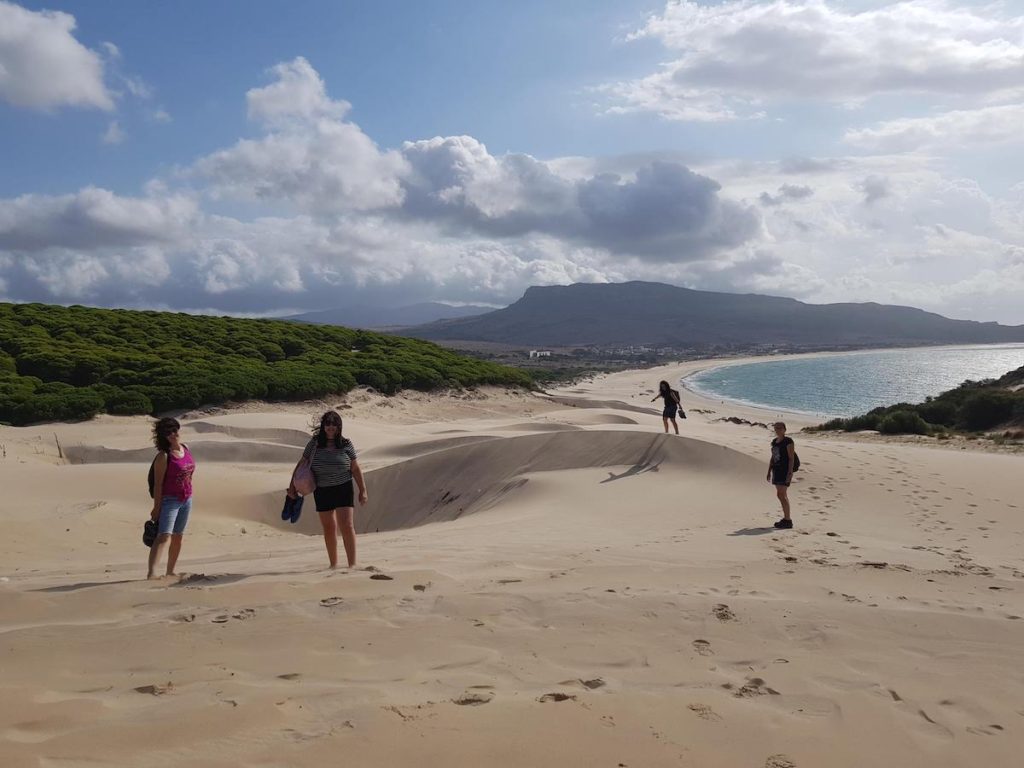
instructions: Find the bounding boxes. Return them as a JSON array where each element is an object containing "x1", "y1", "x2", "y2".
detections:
[
  {"x1": 767, "y1": 421, "x2": 795, "y2": 529},
  {"x1": 651, "y1": 380, "x2": 685, "y2": 434}
]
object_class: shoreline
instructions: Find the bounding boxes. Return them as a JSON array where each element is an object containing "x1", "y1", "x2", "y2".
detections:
[{"x1": 673, "y1": 342, "x2": 1024, "y2": 425}]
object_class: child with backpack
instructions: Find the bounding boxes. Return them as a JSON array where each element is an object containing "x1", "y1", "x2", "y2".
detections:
[
  {"x1": 147, "y1": 417, "x2": 196, "y2": 579},
  {"x1": 767, "y1": 421, "x2": 798, "y2": 529}
]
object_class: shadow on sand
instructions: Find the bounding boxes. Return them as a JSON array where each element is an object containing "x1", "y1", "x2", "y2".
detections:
[
  {"x1": 601, "y1": 461, "x2": 662, "y2": 484},
  {"x1": 727, "y1": 526, "x2": 776, "y2": 536}
]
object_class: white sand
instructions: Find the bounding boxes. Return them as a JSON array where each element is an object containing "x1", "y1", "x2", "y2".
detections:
[{"x1": 1, "y1": 370, "x2": 1022, "y2": 767}]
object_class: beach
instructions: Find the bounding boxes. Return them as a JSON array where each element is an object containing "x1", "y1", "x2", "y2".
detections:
[{"x1": 1, "y1": 363, "x2": 1022, "y2": 767}]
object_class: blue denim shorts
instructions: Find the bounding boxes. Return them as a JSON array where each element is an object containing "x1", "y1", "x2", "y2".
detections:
[{"x1": 158, "y1": 496, "x2": 192, "y2": 536}]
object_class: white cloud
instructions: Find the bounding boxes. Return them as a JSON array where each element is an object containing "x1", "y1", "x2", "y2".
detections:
[
  {"x1": 101, "y1": 120, "x2": 125, "y2": 145},
  {"x1": 0, "y1": 0, "x2": 114, "y2": 111},
  {"x1": 194, "y1": 57, "x2": 408, "y2": 212},
  {"x1": 247, "y1": 56, "x2": 349, "y2": 125},
  {"x1": 759, "y1": 184, "x2": 814, "y2": 206},
  {"x1": 0, "y1": 187, "x2": 198, "y2": 251},
  {"x1": 603, "y1": 0, "x2": 1024, "y2": 121},
  {"x1": 845, "y1": 103, "x2": 1024, "y2": 152},
  {"x1": 193, "y1": 60, "x2": 759, "y2": 261},
  {"x1": 399, "y1": 135, "x2": 760, "y2": 260},
  {"x1": 2, "y1": 55, "x2": 1024, "y2": 324}
]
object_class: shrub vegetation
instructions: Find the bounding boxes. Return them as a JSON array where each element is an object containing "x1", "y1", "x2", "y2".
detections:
[
  {"x1": 811, "y1": 365, "x2": 1024, "y2": 436},
  {"x1": 0, "y1": 302, "x2": 532, "y2": 425}
]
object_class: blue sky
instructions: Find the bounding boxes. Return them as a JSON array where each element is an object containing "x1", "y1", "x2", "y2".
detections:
[{"x1": 1, "y1": 0, "x2": 1023, "y2": 323}]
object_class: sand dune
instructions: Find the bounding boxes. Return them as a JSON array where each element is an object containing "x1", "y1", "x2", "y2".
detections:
[
  {"x1": 262, "y1": 430, "x2": 763, "y2": 537},
  {"x1": 187, "y1": 420, "x2": 311, "y2": 446},
  {"x1": 1, "y1": 364, "x2": 1022, "y2": 768},
  {"x1": 65, "y1": 439, "x2": 300, "y2": 465}
]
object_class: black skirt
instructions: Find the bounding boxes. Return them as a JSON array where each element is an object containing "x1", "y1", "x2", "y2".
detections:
[{"x1": 314, "y1": 481, "x2": 355, "y2": 511}]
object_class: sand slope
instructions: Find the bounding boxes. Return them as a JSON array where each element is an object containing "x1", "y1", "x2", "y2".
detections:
[{"x1": 1, "y1": 376, "x2": 1022, "y2": 767}]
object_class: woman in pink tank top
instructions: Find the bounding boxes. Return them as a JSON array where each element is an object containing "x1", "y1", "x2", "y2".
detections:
[{"x1": 147, "y1": 417, "x2": 197, "y2": 580}]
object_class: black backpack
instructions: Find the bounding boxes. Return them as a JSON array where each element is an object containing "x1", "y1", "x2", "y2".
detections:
[
  {"x1": 793, "y1": 452, "x2": 801, "y2": 472},
  {"x1": 147, "y1": 452, "x2": 164, "y2": 498}
]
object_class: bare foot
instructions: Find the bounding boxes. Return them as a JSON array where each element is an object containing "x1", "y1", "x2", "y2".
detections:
[{"x1": 147, "y1": 573, "x2": 159, "y2": 580}]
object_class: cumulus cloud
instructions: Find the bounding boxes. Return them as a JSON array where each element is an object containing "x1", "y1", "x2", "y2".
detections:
[
  {"x1": 399, "y1": 136, "x2": 759, "y2": 260},
  {"x1": 3, "y1": 55, "x2": 1024, "y2": 324},
  {"x1": 860, "y1": 175, "x2": 891, "y2": 206},
  {"x1": 778, "y1": 156, "x2": 839, "y2": 175},
  {"x1": 845, "y1": 103, "x2": 1024, "y2": 152},
  {"x1": 759, "y1": 184, "x2": 814, "y2": 207},
  {"x1": 194, "y1": 57, "x2": 409, "y2": 212},
  {"x1": 0, "y1": 0, "x2": 114, "y2": 111},
  {"x1": 0, "y1": 187, "x2": 198, "y2": 251},
  {"x1": 191, "y1": 61, "x2": 759, "y2": 262},
  {"x1": 602, "y1": 0, "x2": 1024, "y2": 121}
]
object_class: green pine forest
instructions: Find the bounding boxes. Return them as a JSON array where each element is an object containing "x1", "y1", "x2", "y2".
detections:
[{"x1": 0, "y1": 302, "x2": 533, "y2": 426}]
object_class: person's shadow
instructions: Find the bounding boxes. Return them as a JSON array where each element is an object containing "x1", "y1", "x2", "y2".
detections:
[
  {"x1": 727, "y1": 527, "x2": 776, "y2": 536},
  {"x1": 601, "y1": 460, "x2": 662, "y2": 483}
]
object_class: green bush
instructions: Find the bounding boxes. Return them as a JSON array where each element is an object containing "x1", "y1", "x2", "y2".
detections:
[
  {"x1": 106, "y1": 390, "x2": 154, "y2": 415},
  {"x1": 959, "y1": 390, "x2": 1017, "y2": 431},
  {"x1": 12, "y1": 390, "x2": 105, "y2": 425},
  {"x1": 878, "y1": 410, "x2": 931, "y2": 435},
  {"x1": 0, "y1": 301, "x2": 532, "y2": 423}
]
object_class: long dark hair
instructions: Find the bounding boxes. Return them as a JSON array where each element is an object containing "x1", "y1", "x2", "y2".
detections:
[
  {"x1": 313, "y1": 410, "x2": 349, "y2": 449},
  {"x1": 659, "y1": 380, "x2": 679, "y2": 402},
  {"x1": 152, "y1": 417, "x2": 180, "y2": 452}
]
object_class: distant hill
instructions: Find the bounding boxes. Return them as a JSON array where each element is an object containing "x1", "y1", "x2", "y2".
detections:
[
  {"x1": 288, "y1": 302, "x2": 491, "y2": 329},
  {"x1": 406, "y1": 282, "x2": 1024, "y2": 347},
  {"x1": 0, "y1": 303, "x2": 531, "y2": 425}
]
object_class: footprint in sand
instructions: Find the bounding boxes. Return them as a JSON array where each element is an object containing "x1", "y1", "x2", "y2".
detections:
[
  {"x1": 538, "y1": 692, "x2": 577, "y2": 703},
  {"x1": 134, "y1": 682, "x2": 174, "y2": 695},
  {"x1": 765, "y1": 756, "x2": 797, "y2": 768},
  {"x1": 712, "y1": 604, "x2": 736, "y2": 622},
  {"x1": 692, "y1": 639, "x2": 714, "y2": 656},
  {"x1": 320, "y1": 596, "x2": 344, "y2": 607},
  {"x1": 688, "y1": 703, "x2": 722, "y2": 721},
  {"x1": 453, "y1": 692, "x2": 494, "y2": 706},
  {"x1": 730, "y1": 677, "x2": 780, "y2": 698},
  {"x1": 370, "y1": 574, "x2": 394, "y2": 581}
]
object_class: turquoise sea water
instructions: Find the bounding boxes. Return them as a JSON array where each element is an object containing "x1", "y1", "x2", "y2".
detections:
[{"x1": 685, "y1": 345, "x2": 1024, "y2": 418}]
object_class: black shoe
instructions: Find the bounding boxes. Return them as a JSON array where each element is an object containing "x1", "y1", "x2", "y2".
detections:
[{"x1": 773, "y1": 518, "x2": 793, "y2": 529}]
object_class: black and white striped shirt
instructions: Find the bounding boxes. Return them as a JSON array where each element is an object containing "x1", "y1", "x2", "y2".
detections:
[{"x1": 302, "y1": 438, "x2": 358, "y2": 487}]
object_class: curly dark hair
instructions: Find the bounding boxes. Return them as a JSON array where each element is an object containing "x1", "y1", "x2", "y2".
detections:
[
  {"x1": 313, "y1": 410, "x2": 350, "y2": 449},
  {"x1": 152, "y1": 417, "x2": 180, "y2": 452}
]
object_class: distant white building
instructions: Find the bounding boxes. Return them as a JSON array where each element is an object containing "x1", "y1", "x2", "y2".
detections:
[{"x1": 529, "y1": 350, "x2": 552, "y2": 359}]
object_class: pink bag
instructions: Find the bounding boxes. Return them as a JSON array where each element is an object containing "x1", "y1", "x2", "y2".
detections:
[{"x1": 292, "y1": 442, "x2": 317, "y2": 496}]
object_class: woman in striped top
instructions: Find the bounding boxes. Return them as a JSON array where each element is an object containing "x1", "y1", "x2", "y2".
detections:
[{"x1": 288, "y1": 410, "x2": 368, "y2": 569}]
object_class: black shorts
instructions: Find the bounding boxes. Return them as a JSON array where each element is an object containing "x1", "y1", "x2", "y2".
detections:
[
  {"x1": 314, "y1": 481, "x2": 354, "y2": 512},
  {"x1": 771, "y1": 466, "x2": 791, "y2": 487},
  {"x1": 663, "y1": 406, "x2": 678, "y2": 419}
]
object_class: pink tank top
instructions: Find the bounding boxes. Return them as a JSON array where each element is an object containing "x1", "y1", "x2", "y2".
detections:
[{"x1": 162, "y1": 446, "x2": 195, "y2": 501}]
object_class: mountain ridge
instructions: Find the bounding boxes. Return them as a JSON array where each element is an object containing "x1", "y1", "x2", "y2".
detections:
[
  {"x1": 405, "y1": 281, "x2": 1024, "y2": 347},
  {"x1": 288, "y1": 302, "x2": 491, "y2": 329}
]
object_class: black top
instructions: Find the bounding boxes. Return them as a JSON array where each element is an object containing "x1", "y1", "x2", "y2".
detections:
[
  {"x1": 658, "y1": 389, "x2": 680, "y2": 405},
  {"x1": 771, "y1": 436, "x2": 794, "y2": 470}
]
